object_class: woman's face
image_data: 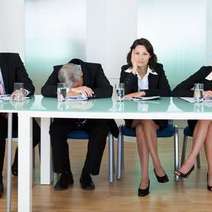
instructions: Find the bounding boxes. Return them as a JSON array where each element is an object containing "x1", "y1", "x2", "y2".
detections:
[{"x1": 132, "y1": 45, "x2": 151, "y2": 68}]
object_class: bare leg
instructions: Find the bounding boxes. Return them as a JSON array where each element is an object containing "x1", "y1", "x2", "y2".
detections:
[
  {"x1": 135, "y1": 122, "x2": 149, "y2": 189},
  {"x1": 177, "y1": 120, "x2": 210, "y2": 174},
  {"x1": 142, "y1": 120, "x2": 166, "y2": 176},
  {"x1": 204, "y1": 121, "x2": 212, "y2": 188}
]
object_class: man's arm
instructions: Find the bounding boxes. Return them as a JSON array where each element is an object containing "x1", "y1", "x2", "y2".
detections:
[
  {"x1": 172, "y1": 67, "x2": 207, "y2": 97},
  {"x1": 41, "y1": 69, "x2": 59, "y2": 97}
]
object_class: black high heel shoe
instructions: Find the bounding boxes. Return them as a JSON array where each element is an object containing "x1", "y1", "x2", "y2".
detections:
[
  {"x1": 138, "y1": 180, "x2": 150, "y2": 197},
  {"x1": 175, "y1": 166, "x2": 194, "y2": 178},
  {"x1": 153, "y1": 169, "x2": 169, "y2": 183},
  {"x1": 207, "y1": 173, "x2": 212, "y2": 191}
]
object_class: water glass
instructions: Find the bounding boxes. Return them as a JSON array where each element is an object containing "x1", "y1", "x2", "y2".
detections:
[
  {"x1": 115, "y1": 83, "x2": 125, "y2": 101},
  {"x1": 13, "y1": 82, "x2": 25, "y2": 101},
  {"x1": 57, "y1": 83, "x2": 67, "y2": 102},
  {"x1": 193, "y1": 83, "x2": 204, "y2": 102}
]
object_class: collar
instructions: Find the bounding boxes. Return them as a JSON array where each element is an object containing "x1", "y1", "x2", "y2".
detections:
[
  {"x1": 125, "y1": 66, "x2": 158, "y2": 77},
  {"x1": 205, "y1": 71, "x2": 212, "y2": 81}
]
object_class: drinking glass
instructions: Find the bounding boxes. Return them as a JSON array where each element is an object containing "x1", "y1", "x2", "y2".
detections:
[
  {"x1": 115, "y1": 83, "x2": 125, "y2": 101},
  {"x1": 12, "y1": 82, "x2": 25, "y2": 101},
  {"x1": 57, "y1": 83, "x2": 67, "y2": 102},
  {"x1": 193, "y1": 83, "x2": 204, "y2": 103}
]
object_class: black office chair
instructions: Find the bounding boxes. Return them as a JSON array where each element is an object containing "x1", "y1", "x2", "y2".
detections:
[{"x1": 66, "y1": 130, "x2": 115, "y2": 183}]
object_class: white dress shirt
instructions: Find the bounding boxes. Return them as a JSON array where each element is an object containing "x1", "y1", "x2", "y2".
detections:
[{"x1": 0, "y1": 68, "x2": 5, "y2": 94}]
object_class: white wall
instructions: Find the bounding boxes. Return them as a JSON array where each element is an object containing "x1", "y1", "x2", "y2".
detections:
[
  {"x1": 206, "y1": 0, "x2": 212, "y2": 65},
  {"x1": 0, "y1": 0, "x2": 24, "y2": 59},
  {"x1": 86, "y1": 0, "x2": 138, "y2": 86},
  {"x1": 0, "y1": 0, "x2": 212, "y2": 88},
  {"x1": 138, "y1": 0, "x2": 207, "y2": 88},
  {"x1": 25, "y1": 0, "x2": 86, "y2": 93}
]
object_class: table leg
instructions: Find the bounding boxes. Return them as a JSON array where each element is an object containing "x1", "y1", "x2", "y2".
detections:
[
  {"x1": 40, "y1": 118, "x2": 52, "y2": 184},
  {"x1": 18, "y1": 113, "x2": 32, "y2": 212}
]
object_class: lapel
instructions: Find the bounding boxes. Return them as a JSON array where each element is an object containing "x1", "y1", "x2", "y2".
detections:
[
  {"x1": 0, "y1": 54, "x2": 10, "y2": 94},
  {"x1": 204, "y1": 70, "x2": 212, "y2": 90},
  {"x1": 148, "y1": 72, "x2": 159, "y2": 89},
  {"x1": 125, "y1": 72, "x2": 138, "y2": 92},
  {"x1": 132, "y1": 74, "x2": 138, "y2": 91}
]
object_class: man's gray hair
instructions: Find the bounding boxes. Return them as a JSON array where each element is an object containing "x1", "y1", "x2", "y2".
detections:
[{"x1": 58, "y1": 63, "x2": 83, "y2": 88}]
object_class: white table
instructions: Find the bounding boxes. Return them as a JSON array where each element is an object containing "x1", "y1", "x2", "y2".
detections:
[{"x1": 2, "y1": 95, "x2": 212, "y2": 212}]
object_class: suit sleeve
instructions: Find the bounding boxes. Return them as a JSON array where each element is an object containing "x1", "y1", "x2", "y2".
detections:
[
  {"x1": 172, "y1": 67, "x2": 205, "y2": 97},
  {"x1": 14, "y1": 54, "x2": 35, "y2": 96},
  {"x1": 120, "y1": 65, "x2": 137, "y2": 95},
  {"x1": 92, "y1": 64, "x2": 112, "y2": 98},
  {"x1": 41, "y1": 69, "x2": 59, "y2": 97},
  {"x1": 145, "y1": 68, "x2": 171, "y2": 97}
]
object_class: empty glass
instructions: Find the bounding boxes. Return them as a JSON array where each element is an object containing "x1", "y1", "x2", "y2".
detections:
[
  {"x1": 12, "y1": 82, "x2": 25, "y2": 101},
  {"x1": 57, "y1": 83, "x2": 67, "y2": 102},
  {"x1": 193, "y1": 83, "x2": 204, "y2": 102},
  {"x1": 115, "y1": 83, "x2": 125, "y2": 101}
]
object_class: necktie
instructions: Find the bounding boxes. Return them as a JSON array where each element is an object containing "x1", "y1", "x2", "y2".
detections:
[{"x1": 0, "y1": 82, "x2": 5, "y2": 95}]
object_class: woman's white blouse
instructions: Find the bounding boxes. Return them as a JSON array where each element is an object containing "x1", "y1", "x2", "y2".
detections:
[{"x1": 125, "y1": 66, "x2": 158, "y2": 91}]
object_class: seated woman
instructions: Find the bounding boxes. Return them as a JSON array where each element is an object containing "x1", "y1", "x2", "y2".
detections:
[
  {"x1": 120, "y1": 38, "x2": 171, "y2": 197},
  {"x1": 172, "y1": 66, "x2": 212, "y2": 191}
]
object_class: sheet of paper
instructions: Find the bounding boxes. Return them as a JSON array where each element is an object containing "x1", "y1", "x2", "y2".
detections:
[
  {"x1": 180, "y1": 97, "x2": 196, "y2": 103},
  {"x1": 66, "y1": 95, "x2": 88, "y2": 101},
  {"x1": 131, "y1": 96, "x2": 160, "y2": 101}
]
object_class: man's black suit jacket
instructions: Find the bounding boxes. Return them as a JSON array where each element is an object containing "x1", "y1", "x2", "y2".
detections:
[
  {"x1": 0, "y1": 53, "x2": 34, "y2": 95},
  {"x1": 172, "y1": 66, "x2": 212, "y2": 97},
  {"x1": 41, "y1": 58, "x2": 112, "y2": 98},
  {"x1": 120, "y1": 63, "x2": 171, "y2": 97},
  {"x1": 41, "y1": 58, "x2": 119, "y2": 138}
]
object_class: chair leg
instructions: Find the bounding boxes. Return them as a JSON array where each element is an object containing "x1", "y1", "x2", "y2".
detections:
[
  {"x1": 174, "y1": 126, "x2": 180, "y2": 181},
  {"x1": 121, "y1": 133, "x2": 124, "y2": 171},
  {"x1": 197, "y1": 153, "x2": 201, "y2": 169},
  {"x1": 181, "y1": 136, "x2": 188, "y2": 166},
  {"x1": 108, "y1": 133, "x2": 115, "y2": 183},
  {"x1": 116, "y1": 127, "x2": 123, "y2": 180}
]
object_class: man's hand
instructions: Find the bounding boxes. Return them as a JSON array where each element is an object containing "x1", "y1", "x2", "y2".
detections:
[
  {"x1": 67, "y1": 86, "x2": 94, "y2": 97},
  {"x1": 203, "y1": 90, "x2": 212, "y2": 98}
]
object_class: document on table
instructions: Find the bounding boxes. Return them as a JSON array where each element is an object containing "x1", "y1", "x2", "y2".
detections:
[
  {"x1": 131, "y1": 96, "x2": 160, "y2": 101},
  {"x1": 66, "y1": 95, "x2": 88, "y2": 101},
  {"x1": 180, "y1": 97, "x2": 212, "y2": 103},
  {"x1": 0, "y1": 95, "x2": 10, "y2": 101},
  {"x1": 180, "y1": 97, "x2": 195, "y2": 103},
  {"x1": 204, "y1": 97, "x2": 212, "y2": 102}
]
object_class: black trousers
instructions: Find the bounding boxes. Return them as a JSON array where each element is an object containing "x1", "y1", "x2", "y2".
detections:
[
  {"x1": 50, "y1": 118, "x2": 110, "y2": 175},
  {"x1": 0, "y1": 113, "x2": 40, "y2": 177}
]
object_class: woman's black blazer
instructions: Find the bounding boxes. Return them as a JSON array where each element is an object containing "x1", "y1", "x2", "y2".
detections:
[{"x1": 120, "y1": 63, "x2": 171, "y2": 97}]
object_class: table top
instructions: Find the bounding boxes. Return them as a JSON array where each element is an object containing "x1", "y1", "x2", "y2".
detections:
[{"x1": 0, "y1": 95, "x2": 211, "y2": 120}]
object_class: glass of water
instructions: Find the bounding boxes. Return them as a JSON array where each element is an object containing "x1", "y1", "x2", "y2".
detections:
[
  {"x1": 115, "y1": 83, "x2": 125, "y2": 101},
  {"x1": 12, "y1": 82, "x2": 25, "y2": 101},
  {"x1": 57, "y1": 83, "x2": 67, "y2": 102},
  {"x1": 193, "y1": 83, "x2": 204, "y2": 102}
]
